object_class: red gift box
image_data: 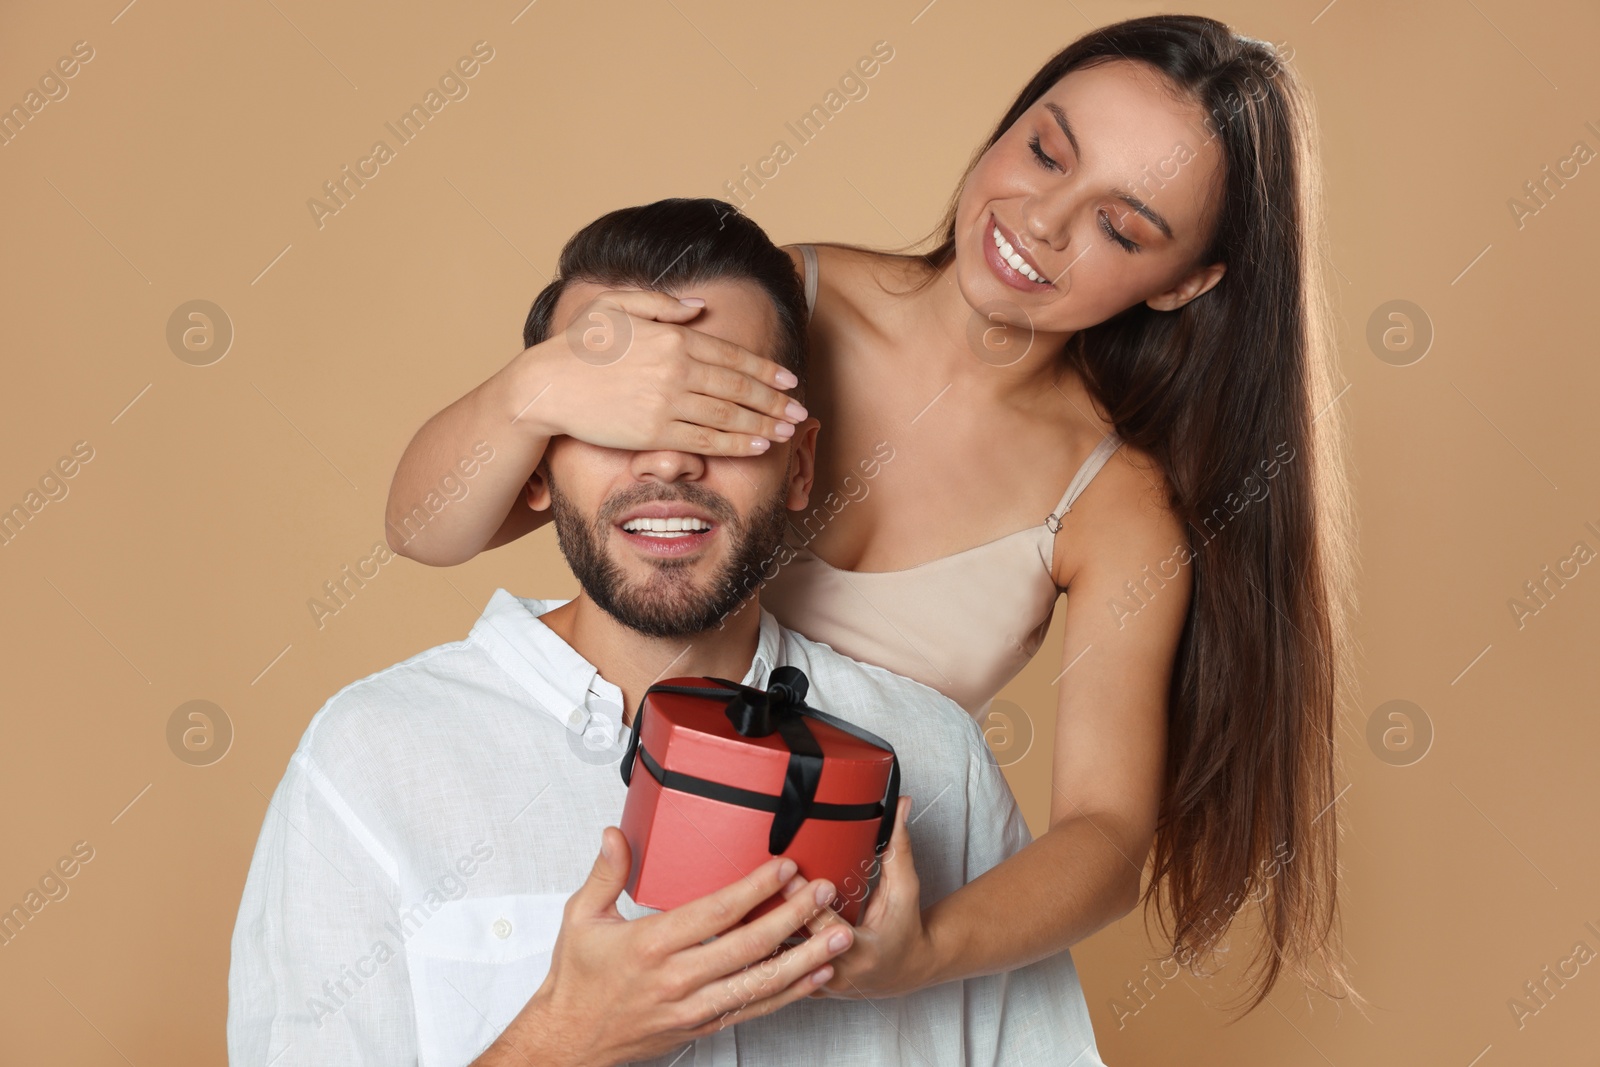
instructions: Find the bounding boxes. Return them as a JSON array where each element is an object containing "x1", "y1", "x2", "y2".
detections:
[{"x1": 618, "y1": 665, "x2": 899, "y2": 925}]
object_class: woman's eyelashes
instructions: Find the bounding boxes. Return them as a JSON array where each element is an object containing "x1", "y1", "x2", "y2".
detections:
[
  {"x1": 1027, "y1": 133, "x2": 1059, "y2": 171},
  {"x1": 1027, "y1": 133, "x2": 1142, "y2": 255},
  {"x1": 1099, "y1": 211, "x2": 1140, "y2": 254}
]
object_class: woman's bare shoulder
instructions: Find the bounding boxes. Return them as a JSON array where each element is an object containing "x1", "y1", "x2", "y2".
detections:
[
  {"x1": 779, "y1": 243, "x2": 914, "y2": 310},
  {"x1": 1053, "y1": 437, "x2": 1186, "y2": 588},
  {"x1": 1116, "y1": 441, "x2": 1181, "y2": 522}
]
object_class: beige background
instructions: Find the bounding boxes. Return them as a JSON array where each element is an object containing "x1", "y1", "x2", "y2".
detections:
[{"x1": 2, "y1": 0, "x2": 1597, "y2": 1062}]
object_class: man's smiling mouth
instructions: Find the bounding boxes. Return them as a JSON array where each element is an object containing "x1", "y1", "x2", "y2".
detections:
[
  {"x1": 619, "y1": 516, "x2": 714, "y2": 539},
  {"x1": 612, "y1": 501, "x2": 723, "y2": 556}
]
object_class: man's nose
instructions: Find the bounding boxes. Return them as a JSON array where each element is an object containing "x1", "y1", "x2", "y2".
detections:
[{"x1": 631, "y1": 449, "x2": 707, "y2": 483}]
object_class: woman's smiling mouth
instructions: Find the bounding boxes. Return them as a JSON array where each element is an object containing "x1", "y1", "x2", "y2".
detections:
[{"x1": 985, "y1": 212, "x2": 1055, "y2": 290}]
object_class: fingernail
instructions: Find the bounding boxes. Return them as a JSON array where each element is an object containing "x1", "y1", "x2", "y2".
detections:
[
  {"x1": 815, "y1": 881, "x2": 835, "y2": 907},
  {"x1": 776, "y1": 369, "x2": 799, "y2": 388},
  {"x1": 812, "y1": 965, "x2": 833, "y2": 984},
  {"x1": 777, "y1": 858, "x2": 798, "y2": 883},
  {"x1": 679, "y1": 297, "x2": 706, "y2": 307},
  {"x1": 828, "y1": 930, "x2": 850, "y2": 951},
  {"x1": 784, "y1": 401, "x2": 808, "y2": 421},
  {"x1": 773, "y1": 422, "x2": 795, "y2": 439},
  {"x1": 751, "y1": 437, "x2": 770, "y2": 452},
  {"x1": 784, "y1": 874, "x2": 806, "y2": 895}
]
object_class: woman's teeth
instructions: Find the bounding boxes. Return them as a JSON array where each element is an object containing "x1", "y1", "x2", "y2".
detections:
[
  {"x1": 621, "y1": 517, "x2": 713, "y2": 538},
  {"x1": 993, "y1": 225, "x2": 1045, "y2": 284}
]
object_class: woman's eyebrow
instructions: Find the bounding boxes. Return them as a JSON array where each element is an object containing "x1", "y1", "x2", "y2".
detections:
[
  {"x1": 1044, "y1": 102, "x2": 1080, "y2": 158},
  {"x1": 1114, "y1": 191, "x2": 1174, "y2": 240},
  {"x1": 1045, "y1": 101, "x2": 1175, "y2": 240}
]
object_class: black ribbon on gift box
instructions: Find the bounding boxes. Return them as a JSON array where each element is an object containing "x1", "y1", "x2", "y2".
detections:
[{"x1": 620, "y1": 665, "x2": 901, "y2": 856}]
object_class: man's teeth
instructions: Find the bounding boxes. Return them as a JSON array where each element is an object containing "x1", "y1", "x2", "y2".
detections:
[
  {"x1": 620, "y1": 517, "x2": 713, "y2": 537},
  {"x1": 993, "y1": 225, "x2": 1045, "y2": 283}
]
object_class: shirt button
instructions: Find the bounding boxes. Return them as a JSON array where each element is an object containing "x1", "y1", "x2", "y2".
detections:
[
  {"x1": 584, "y1": 722, "x2": 613, "y2": 748},
  {"x1": 492, "y1": 918, "x2": 512, "y2": 939}
]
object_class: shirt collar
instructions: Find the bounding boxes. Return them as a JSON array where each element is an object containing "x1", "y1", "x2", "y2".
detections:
[{"x1": 469, "y1": 588, "x2": 783, "y2": 746}]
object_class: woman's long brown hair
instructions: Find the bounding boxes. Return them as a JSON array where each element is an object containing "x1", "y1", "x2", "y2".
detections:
[{"x1": 831, "y1": 15, "x2": 1362, "y2": 1016}]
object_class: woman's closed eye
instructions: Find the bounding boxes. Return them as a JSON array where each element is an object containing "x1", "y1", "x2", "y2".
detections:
[
  {"x1": 1027, "y1": 133, "x2": 1059, "y2": 171},
  {"x1": 1099, "y1": 209, "x2": 1140, "y2": 254},
  {"x1": 1029, "y1": 134, "x2": 1142, "y2": 254}
]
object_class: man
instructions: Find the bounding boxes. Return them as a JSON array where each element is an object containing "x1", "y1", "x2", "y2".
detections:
[{"x1": 228, "y1": 198, "x2": 1107, "y2": 1066}]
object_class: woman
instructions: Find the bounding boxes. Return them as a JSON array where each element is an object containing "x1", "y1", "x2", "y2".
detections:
[{"x1": 385, "y1": 15, "x2": 1360, "y2": 1016}]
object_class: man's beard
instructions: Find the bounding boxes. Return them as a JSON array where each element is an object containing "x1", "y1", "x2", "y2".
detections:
[{"x1": 545, "y1": 479, "x2": 791, "y2": 639}]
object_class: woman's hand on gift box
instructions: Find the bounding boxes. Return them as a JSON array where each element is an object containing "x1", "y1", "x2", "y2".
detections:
[
  {"x1": 472, "y1": 826, "x2": 855, "y2": 1067},
  {"x1": 780, "y1": 796, "x2": 944, "y2": 1000}
]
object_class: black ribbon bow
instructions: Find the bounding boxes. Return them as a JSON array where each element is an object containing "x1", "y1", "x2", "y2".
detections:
[{"x1": 621, "y1": 665, "x2": 900, "y2": 856}]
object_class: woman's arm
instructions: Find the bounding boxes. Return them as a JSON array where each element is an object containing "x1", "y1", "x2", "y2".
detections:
[
  {"x1": 808, "y1": 458, "x2": 1184, "y2": 993},
  {"x1": 917, "y1": 481, "x2": 1185, "y2": 982},
  {"x1": 385, "y1": 289, "x2": 808, "y2": 567},
  {"x1": 385, "y1": 345, "x2": 558, "y2": 565}
]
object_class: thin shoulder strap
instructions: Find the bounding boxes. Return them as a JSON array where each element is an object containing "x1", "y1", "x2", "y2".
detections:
[
  {"x1": 1045, "y1": 432, "x2": 1123, "y2": 532},
  {"x1": 798, "y1": 244, "x2": 818, "y2": 323}
]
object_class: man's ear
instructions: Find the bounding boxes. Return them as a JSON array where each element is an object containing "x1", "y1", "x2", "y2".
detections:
[
  {"x1": 784, "y1": 416, "x2": 821, "y2": 512},
  {"x1": 523, "y1": 458, "x2": 553, "y2": 512},
  {"x1": 1145, "y1": 260, "x2": 1226, "y2": 312}
]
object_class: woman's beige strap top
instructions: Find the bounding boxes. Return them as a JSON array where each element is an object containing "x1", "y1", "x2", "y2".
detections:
[{"x1": 760, "y1": 245, "x2": 1123, "y2": 718}]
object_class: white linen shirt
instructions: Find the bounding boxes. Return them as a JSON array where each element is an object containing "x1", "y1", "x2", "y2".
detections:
[{"x1": 227, "y1": 588, "x2": 1109, "y2": 1067}]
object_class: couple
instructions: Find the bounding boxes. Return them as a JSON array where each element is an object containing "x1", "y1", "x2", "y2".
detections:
[
  {"x1": 231, "y1": 11, "x2": 1361, "y2": 1065},
  {"x1": 227, "y1": 197, "x2": 1108, "y2": 1065}
]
